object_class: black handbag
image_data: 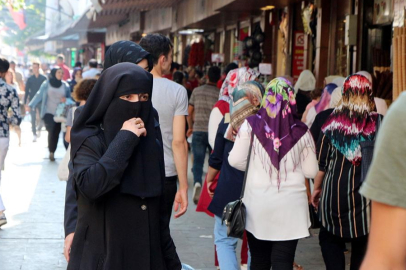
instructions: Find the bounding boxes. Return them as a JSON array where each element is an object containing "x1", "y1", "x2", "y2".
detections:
[
  {"x1": 359, "y1": 115, "x2": 382, "y2": 183},
  {"x1": 309, "y1": 204, "x2": 320, "y2": 229},
  {"x1": 221, "y1": 134, "x2": 254, "y2": 239}
]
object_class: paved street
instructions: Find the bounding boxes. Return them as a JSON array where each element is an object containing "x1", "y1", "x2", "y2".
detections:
[{"x1": 0, "y1": 121, "x2": 349, "y2": 270}]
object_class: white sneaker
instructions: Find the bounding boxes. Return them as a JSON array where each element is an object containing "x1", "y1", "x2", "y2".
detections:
[
  {"x1": 33, "y1": 135, "x2": 37, "y2": 142},
  {"x1": 241, "y1": 264, "x2": 248, "y2": 270},
  {"x1": 192, "y1": 182, "x2": 202, "y2": 205}
]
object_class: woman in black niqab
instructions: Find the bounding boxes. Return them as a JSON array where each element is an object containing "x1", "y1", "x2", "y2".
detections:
[
  {"x1": 63, "y1": 40, "x2": 161, "y2": 259},
  {"x1": 68, "y1": 63, "x2": 181, "y2": 270},
  {"x1": 71, "y1": 63, "x2": 161, "y2": 197}
]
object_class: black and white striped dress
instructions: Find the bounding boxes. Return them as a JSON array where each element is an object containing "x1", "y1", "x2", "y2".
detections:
[{"x1": 317, "y1": 134, "x2": 370, "y2": 239}]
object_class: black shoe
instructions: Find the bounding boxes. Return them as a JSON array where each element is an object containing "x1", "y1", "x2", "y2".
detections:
[{"x1": 49, "y1": 152, "x2": 55, "y2": 161}]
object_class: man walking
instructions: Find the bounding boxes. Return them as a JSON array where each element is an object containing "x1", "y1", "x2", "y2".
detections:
[
  {"x1": 0, "y1": 58, "x2": 22, "y2": 227},
  {"x1": 140, "y1": 34, "x2": 189, "y2": 222},
  {"x1": 24, "y1": 61, "x2": 47, "y2": 142},
  {"x1": 82, "y1": 59, "x2": 99, "y2": 78},
  {"x1": 186, "y1": 66, "x2": 221, "y2": 204},
  {"x1": 56, "y1": 54, "x2": 71, "y2": 81}
]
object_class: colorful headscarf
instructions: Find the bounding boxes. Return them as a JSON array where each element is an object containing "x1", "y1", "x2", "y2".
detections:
[
  {"x1": 225, "y1": 81, "x2": 265, "y2": 141},
  {"x1": 356, "y1": 71, "x2": 373, "y2": 83},
  {"x1": 322, "y1": 74, "x2": 378, "y2": 166},
  {"x1": 314, "y1": 83, "x2": 337, "y2": 113},
  {"x1": 219, "y1": 67, "x2": 260, "y2": 103},
  {"x1": 356, "y1": 71, "x2": 388, "y2": 116},
  {"x1": 247, "y1": 78, "x2": 310, "y2": 187}
]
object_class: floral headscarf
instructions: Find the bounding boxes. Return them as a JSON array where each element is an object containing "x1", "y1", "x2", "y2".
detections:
[
  {"x1": 219, "y1": 67, "x2": 260, "y2": 103},
  {"x1": 247, "y1": 78, "x2": 310, "y2": 187},
  {"x1": 322, "y1": 74, "x2": 378, "y2": 166},
  {"x1": 225, "y1": 81, "x2": 265, "y2": 141}
]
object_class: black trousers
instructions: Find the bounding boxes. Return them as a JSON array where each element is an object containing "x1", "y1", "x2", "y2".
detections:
[
  {"x1": 43, "y1": 113, "x2": 61, "y2": 153},
  {"x1": 247, "y1": 231, "x2": 298, "y2": 270},
  {"x1": 319, "y1": 226, "x2": 368, "y2": 270},
  {"x1": 162, "y1": 176, "x2": 177, "y2": 227}
]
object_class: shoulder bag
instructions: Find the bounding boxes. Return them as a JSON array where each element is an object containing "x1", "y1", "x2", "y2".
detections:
[
  {"x1": 221, "y1": 133, "x2": 254, "y2": 239},
  {"x1": 359, "y1": 115, "x2": 382, "y2": 183},
  {"x1": 54, "y1": 98, "x2": 76, "y2": 123}
]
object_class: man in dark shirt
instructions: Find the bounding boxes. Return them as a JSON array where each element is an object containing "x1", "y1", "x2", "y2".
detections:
[
  {"x1": 187, "y1": 66, "x2": 221, "y2": 204},
  {"x1": 24, "y1": 62, "x2": 46, "y2": 142}
]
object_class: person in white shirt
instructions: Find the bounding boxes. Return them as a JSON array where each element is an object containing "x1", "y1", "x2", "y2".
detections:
[
  {"x1": 229, "y1": 77, "x2": 318, "y2": 269},
  {"x1": 139, "y1": 34, "x2": 189, "y2": 225},
  {"x1": 82, "y1": 59, "x2": 100, "y2": 78}
]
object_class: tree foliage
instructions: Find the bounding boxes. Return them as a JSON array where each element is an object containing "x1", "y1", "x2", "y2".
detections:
[
  {"x1": 0, "y1": 0, "x2": 26, "y2": 10},
  {"x1": 1, "y1": 0, "x2": 46, "y2": 51}
]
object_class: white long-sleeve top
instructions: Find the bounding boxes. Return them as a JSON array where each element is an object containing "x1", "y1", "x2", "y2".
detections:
[
  {"x1": 229, "y1": 120, "x2": 318, "y2": 241},
  {"x1": 208, "y1": 107, "x2": 224, "y2": 149}
]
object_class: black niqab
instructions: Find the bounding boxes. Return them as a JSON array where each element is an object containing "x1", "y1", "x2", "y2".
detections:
[
  {"x1": 71, "y1": 62, "x2": 162, "y2": 198},
  {"x1": 104, "y1": 40, "x2": 153, "y2": 72},
  {"x1": 49, "y1": 68, "x2": 62, "y2": 88}
]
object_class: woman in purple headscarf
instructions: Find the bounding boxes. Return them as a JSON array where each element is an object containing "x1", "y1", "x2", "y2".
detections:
[{"x1": 229, "y1": 77, "x2": 318, "y2": 269}]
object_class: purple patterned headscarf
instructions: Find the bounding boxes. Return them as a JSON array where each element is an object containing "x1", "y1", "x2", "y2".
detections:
[
  {"x1": 314, "y1": 83, "x2": 337, "y2": 113},
  {"x1": 247, "y1": 77, "x2": 309, "y2": 186}
]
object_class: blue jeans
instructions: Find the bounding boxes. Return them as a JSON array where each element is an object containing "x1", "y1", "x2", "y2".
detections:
[
  {"x1": 214, "y1": 215, "x2": 239, "y2": 270},
  {"x1": 192, "y1": 131, "x2": 210, "y2": 185}
]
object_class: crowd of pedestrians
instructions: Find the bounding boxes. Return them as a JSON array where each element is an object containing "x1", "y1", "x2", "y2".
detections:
[{"x1": 0, "y1": 32, "x2": 405, "y2": 270}]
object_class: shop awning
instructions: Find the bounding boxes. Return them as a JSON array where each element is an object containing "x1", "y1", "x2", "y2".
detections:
[
  {"x1": 216, "y1": 0, "x2": 303, "y2": 12},
  {"x1": 95, "y1": 0, "x2": 181, "y2": 14}
]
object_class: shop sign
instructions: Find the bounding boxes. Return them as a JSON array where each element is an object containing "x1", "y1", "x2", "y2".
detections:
[
  {"x1": 292, "y1": 31, "x2": 305, "y2": 83},
  {"x1": 211, "y1": 53, "x2": 225, "y2": 63},
  {"x1": 259, "y1": 63, "x2": 272, "y2": 75},
  {"x1": 373, "y1": 0, "x2": 393, "y2": 25}
]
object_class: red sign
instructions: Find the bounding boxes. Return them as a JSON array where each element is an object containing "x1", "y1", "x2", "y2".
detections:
[{"x1": 292, "y1": 31, "x2": 305, "y2": 83}]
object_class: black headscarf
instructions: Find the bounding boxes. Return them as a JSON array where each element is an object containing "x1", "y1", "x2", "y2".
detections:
[
  {"x1": 104, "y1": 40, "x2": 153, "y2": 72},
  {"x1": 49, "y1": 68, "x2": 62, "y2": 88},
  {"x1": 70, "y1": 62, "x2": 162, "y2": 198}
]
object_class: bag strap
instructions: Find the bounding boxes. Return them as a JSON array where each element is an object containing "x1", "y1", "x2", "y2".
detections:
[{"x1": 239, "y1": 131, "x2": 254, "y2": 200}]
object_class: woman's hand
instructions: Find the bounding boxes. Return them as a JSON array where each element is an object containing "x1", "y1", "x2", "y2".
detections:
[
  {"x1": 207, "y1": 182, "x2": 214, "y2": 198},
  {"x1": 311, "y1": 188, "x2": 322, "y2": 209},
  {"x1": 64, "y1": 233, "x2": 74, "y2": 262},
  {"x1": 61, "y1": 97, "x2": 66, "y2": 103},
  {"x1": 121, "y1": 118, "x2": 147, "y2": 137},
  {"x1": 206, "y1": 166, "x2": 219, "y2": 198}
]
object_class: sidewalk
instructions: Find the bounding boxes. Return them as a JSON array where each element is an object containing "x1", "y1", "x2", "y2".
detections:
[{"x1": 0, "y1": 122, "x2": 344, "y2": 269}]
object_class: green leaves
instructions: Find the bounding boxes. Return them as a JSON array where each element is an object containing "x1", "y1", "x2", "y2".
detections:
[
  {"x1": 1, "y1": 0, "x2": 45, "y2": 51},
  {"x1": 0, "y1": 0, "x2": 26, "y2": 10}
]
